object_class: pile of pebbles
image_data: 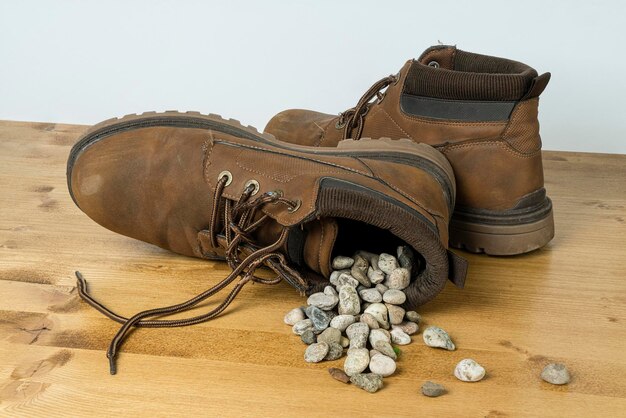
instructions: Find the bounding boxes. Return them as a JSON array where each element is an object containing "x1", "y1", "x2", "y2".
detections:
[
  {"x1": 284, "y1": 247, "x2": 420, "y2": 392},
  {"x1": 284, "y1": 246, "x2": 571, "y2": 394}
]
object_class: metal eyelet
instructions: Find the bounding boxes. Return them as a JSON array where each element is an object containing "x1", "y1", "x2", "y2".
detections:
[
  {"x1": 335, "y1": 119, "x2": 346, "y2": 129},
  {"x1": 218, "y1": 170, "x2": 233, "y2": 186},
  {"x1": 244, "y1": 179, "x2": 260, "y2": 195},
  {"x1": 287, "y1": 199, "x2": 302, "y2": 213},
  {"x1": 428, "y1": 61, "x2": 440, "y2": 68}
]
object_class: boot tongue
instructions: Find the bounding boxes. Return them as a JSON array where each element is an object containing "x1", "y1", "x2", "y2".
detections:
[{"x1": 284, "y1": 218, "x2": 338, "y2": 278}]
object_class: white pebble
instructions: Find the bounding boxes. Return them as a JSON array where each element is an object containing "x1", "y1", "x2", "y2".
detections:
[
  {"x1": 392, "y1": 321, "x2": 419, "y2": 335},
  {"x1": 378, "y1": 253, "x2": 399, "y2": 274},
  {"x1": 343, "y1": 348, "x2": 369, "y2": 376},
  {"x1": 369, "y1": 353, "x2": 396, "y2": 377},
  {"x1": 385, "y1": 267, "x2": 410, "y2": 290},
  {"x1": 382, "y1": 289, "x2": 406, "y2": 305},
  {"x1": 363, "y1": 303, "x2": 389, "y2": 329},
  {"x1": 369, "y1": 328, "x2": 391, "y2": 347},
  {"x1": 307, "y1": 292, "x2": 338, "y2": 310},
  {"x1": 386, "y1": 303, "x2": 405, "y2": 325},
  {"x1": 346, "y1": 322, "x2": 369, "y2": 349},
  {"x1": 284, "y1": 307, "x2": 305, "y2": 325},
  {"x1": 390, "y1": 327, "x2": 411, "y2": 345},
  {"x1": 292, "y1": 319, "x2": 314, "y2": 335},
  {"x1": 332, "y1": 256, "x2": 354, "y2": 270},
  {"x1": 359, "y1": 288, "x2": 382, "y2": 303},
  {"x1": 454, "y1": 359, "x2": 485, "y2": 382},
  {"x1": 304, "y1": 342, "x2": 329, "y2": 363},
  {"x1": 423, "y1": 326, "x2": 455, "y2": 351},
  {"x1": 329, "y1": 314, "x2": 355, "y2": 332},
  {"x1": 367, "y1": 267, "x2": 385, "y2": 284}
]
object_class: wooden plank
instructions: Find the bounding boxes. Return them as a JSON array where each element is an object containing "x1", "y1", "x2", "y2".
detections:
[{"x1": 1, "y1": 119, "x2": 625, "y2": 417}]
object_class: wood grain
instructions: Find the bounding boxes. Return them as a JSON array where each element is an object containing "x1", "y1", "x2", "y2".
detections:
[{"x1": 0, "y1": 120, "x2": 625, "y2": 417}]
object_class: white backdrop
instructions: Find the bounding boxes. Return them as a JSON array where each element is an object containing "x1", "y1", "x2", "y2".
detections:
[{"x1": 1, "y1": 0, "x2": 624, "y2": 153}]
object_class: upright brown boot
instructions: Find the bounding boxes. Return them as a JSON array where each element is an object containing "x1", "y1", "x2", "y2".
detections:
[
  {"x1": 67, "y1": 112, "x2": 466, "y2": 373},
  {"x1": 265, "y1": 45, "x2": 554, "y2": 255}
]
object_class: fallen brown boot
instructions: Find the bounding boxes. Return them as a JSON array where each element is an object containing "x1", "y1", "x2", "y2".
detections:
[
  {"x1": 265, "y1": 45, "x2": 554, "y2": 255},
  {"x1": 67, "y1": 111, "x2": 466, "y2": 373}
]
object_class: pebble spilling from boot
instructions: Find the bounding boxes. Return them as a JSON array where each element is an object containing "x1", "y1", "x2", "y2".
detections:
[{"x1": 285, "y1": 246, "x2": 422, "y2": 393}]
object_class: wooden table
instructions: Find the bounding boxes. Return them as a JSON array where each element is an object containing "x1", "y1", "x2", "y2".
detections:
[{"x1": 1, "y1": 120, "x2": 625, "y2": 417}]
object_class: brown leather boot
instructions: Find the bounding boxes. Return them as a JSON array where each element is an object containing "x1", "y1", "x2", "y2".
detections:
[
  {"x1": 67, "y1": 111, "x2": 466, "y2": 373},
  {"x1": 265, "y1": 45, "x2": 554, "y2": 255}
]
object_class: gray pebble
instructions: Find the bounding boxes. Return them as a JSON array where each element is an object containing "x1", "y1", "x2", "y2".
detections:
[
  {"x1": 329, "y1": 314, "x2": 355, "y2": 332},
  {"x1": 307, "y1": 292, "x2": 339, "y2": 311},
  {"x1": 301, "y1": 330, "x2": 317, "y2": 345},
  {"x1": 541, "y1": 363, "x2": 571, "y2": 385},
  {"x1": 329, "y1": 269, "x2": 350, "y2": 283},
  {"x1": 369, "y1": 328, "x2": 391, "y2": 347},
  {"x1": 405, "y1": 310, "x2": 421, "y2": 324},
  {"x1": 359, "y1": 313, "x2": 380, "y2": 330},
  {"x1": 317, "y1": 327, "x2": 342, "y2": 345},
  {"x1": 350, "y1": 373, "x2": 384, "y2": 393},
  {"x1": 363, "y1": 303, "x2": 389, "y2": 329},
  {"x1": 324, "y1": 342, "x2": 344, "y2": 361},
  {"x1": 369, "y1": 353, "x2": 396, "y2": 377},
  {"x1": 331, "y1": 272, "x2": 360, "y2": 291},
  {"x1": 382, "y1": 289, "x2": 406, "y2": 305},
  {"x1": 386, "y1": 303, "x2": 406, "y2": 325},
  {"x1": 392, "y1": 321, "x2": 419, "y2": 336},
  {"x1": 305, "y1": 305, "x2": 331, "y2": 331},
  {"x1": 324, "y1": 285, "x2": 338, "y2": 297},
  {"x1": 332, "y1": 256, "x2": 354, "y2": 270},
  {"x1": 385, "y1": 267, "x2": 410, "y2": 290},
  {"x1": 397, "y1": 245, "x2": 415, "y2": 270},
  {"x1": 343, "y1": 348, "x2": 370, "y2": 376},
  {"x1": 423, "y1": 326, "x2": 455, "y2": 351},
  {"x1": 340, "y1": 336, "x2": 350, "y2": 348},
  {"x1": 367, "y1": 267, "x2": 385, "y2": 284},
  {"x1": 292, "y1": 319, "x2": 315, "y2": 335},
  {"x1": 378, "y1": 253, "x2": 399, "y2": 275},
  {"x1": 338, "y1": 285, "x2": 360, "y2": 315},
  {"x1": 421, "y1": 381, "x2": 445, "y2": 397},
  {"x1": 375, "y1": 283, "x2": 388, "y2": 295},
  {"x1": 351, "y1": 254, "x2": 371, "y2": 287},
  {"x1": 373, "y1": 340, "x2": 397, "y2": 360},
  {"x1": 304, "y1": 342, "x2": 329, "y2": 363},
  {"x1": 284, "y1": 307, "x2": 305, "y2": 325},
  {"x1": 359, "y1": 288, "x2": 383, "y2": 303},
  {"x1": 346, "y1": 322, "x2": 369, "y2": 349},
  {"x1": 390, "y1": 327, "x2": 411, "y2": 345}
]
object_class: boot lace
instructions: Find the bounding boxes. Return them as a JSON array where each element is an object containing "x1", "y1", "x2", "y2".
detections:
[
  {"x1": 76, "y1": 174, "x2": 305, "y2": 375},
  {"x1": 337, "y1": 74, "x2": 398, "y2": 140}
]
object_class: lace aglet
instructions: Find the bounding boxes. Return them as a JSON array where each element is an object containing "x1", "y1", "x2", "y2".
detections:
[{"x1": 108, "y1": 355, "x2": 117, "y2": 375}]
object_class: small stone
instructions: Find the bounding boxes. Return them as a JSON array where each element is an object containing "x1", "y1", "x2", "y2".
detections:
[
  {"x1": 386, "y1": 304, "x2": 405, "y2": 325},
  {"x1": 317, "y1": 327, "x2": 342, "y2": 345},
  {"x1": 346, "y1": 322, "x2": 369, "y2": 349},
  {"x1": 330, "y1": 272, "x2": 359, "y2": 290},
  {"x1": 369, "y1": 349, "x2": 382, "y2": 358},
  {"x1": 454, "y1": 359, "x2": 485, "y2": 382},
  {"x1": 367, "y1": 267, "x2": 385, "y2": 284},
  {"x1": 284, "y1": 307, "x2": 305, "y2": 325},
  {"x1": 305, "y1": 305, "x2": 331, "y2": 331},
  {"x1": 329, "y1": 269, "x2": 349, "y2": 283},
  {"x1": 301, "y1": 330, "x2": 317, "y2": 345},
  {"x1": 304, "y1": 342, "x2": 329, "y2": 363},
  {"x1": 397, "y1": 245, "x2": 416, "y2": 271},
  {"x1": 423, "y1": 326, "x2": 455, "y2": 351},
  {"x1": 292, "y1": 319, "x2": 314, "y2": 335},
  {"x1": 324, "y1": 285, "x2": 338, "y2": 297},
  {"x1": 541, "y1": 363, "x2": 571, "y2": 385},
  {"x1": 328, "y1": 367, "x2": 350, "y2": 383},
  {"x1": 359, "y1": 313, "x2": 380, "y2": 330},
  {"x1": 375, "y1": 283, "x2": 388, "y2": 295},
  {"x1": 392, "y1": 321, "x2": 419, "y2": 336},
  {"x1": 351, "y1": 254, "x2": 371, "y2": 287},
  {"x1": 355, "y1": 251, "x2": 379, "y2": 269},
  {"x1": 405, "y1": 311, "x2": 421, "y2": 324},
  {"x1": 307, "y1": 292, "x2": 339, "y2": 311},
  {"x1": 330, "y1": 314, "x2": 355, "y2": 332},
  {"x1": 364, "y1": 303, "x2": 389, "y2": 329},
  {"x1": 340, "y1": 336, "x2": 350, "y2": 348},
  {"x1": 350, "y1": 373, "x2": 384, "y2": 393},
  {"x1": 385, "y1": 267, "x2": 410, "y2": 290},
  {"x1": 369, "y1": 328, "x2": 391, "y2": 347},
  {"x1": 324, "y1": 342, "x2": 344, "y2": 361},
  {"x1": 338, "y1": 286, "x2": 360, "y2": 315},
  {"x1": 343, "y1": 348, "x2": 370, "y2": 376},
  {"x1": 378, "y1": 253, "x2": 399, "y2": 275},
  {"x1": 369, "y1": 353, "x2": 396, "y2": 377},
  {"x1": 372, "y1": 340, "x2": 397, "y2": 360},
  {"x1": 359, "y1": 288, "x2": 382, "y2": 303},
  {"x1": 390, "y1": 327, "x2": 411, "y2": 345},
  {"x1": 332, "y1": 256, "x2": 354, "y2": 270},
  {"x1": 382, "y1": 289, "x2": 406, "y2": 305},
  {"x1": 421, "y1": 381, "x2": 445, "y2": 397}
]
